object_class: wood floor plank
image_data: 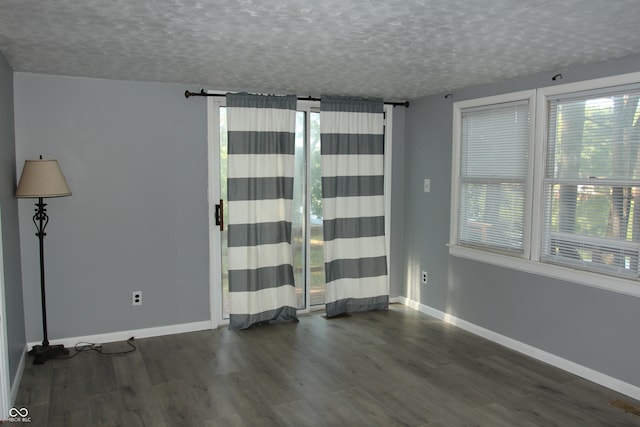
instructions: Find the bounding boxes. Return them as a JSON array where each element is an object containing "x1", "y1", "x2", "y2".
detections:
[
  {"x1": 494, "y1": 349, "x2": 577, "y2": 384},
  {"x1": 119, "y1": 399, "x2": 168, "y2": 427},
  {"x1": 301, "y1": 387, "x2": 384, "y2": 426},
  {"x1": 334, "y1": 386, "x2": 412, "y2": 426},
  {"x1": 189, "y1": 377, "x2": 241, "y2": 422},
  {"x1": 19, "y1": 403, "x2": 49, "y2": 427},
  {"x1": 84, "y1": 357, "x2": 119, "y2": 396},
  {"x1": 149, "y1": 381, "x2": 202, "y2": 427},
  {"x1": 14, "y1": 364, "x2": 54, "y2": 407},
  {"x1": 200, "y1": 347, "x2": 243, "y2": 377},
  {"x1": 441, "y1": 356, "x2": 538, "y2": 400},
  {"x1": 271, "y1": 399, "x2": 326, "y2": 427},
  {"x1": 202, "y1": 412, "x2": 245, "y2": 427},
  {"x1": 88, "y1": 392, "x2": 124, "y2": 427},
  {"x1": 143, "y1": 347, "x2": 212, "y2": 385},
  {"x1": 47, "y1": 406, "x2": 91, "y2": 427},
  {"x1": 113, "y1": 350, "x2": 170, "y2": 426},
  {"x1": 552, "y1": 378, "x2": 640, "y2": 426},
  {"x1": 480, "y1": 354, "x2": 573, "y2": 394},
  {"x1": 216, "y1": 371, "x2": 284, "y2": 425},
  {"x1": 113, "y1": 350, "x2": 152, "y2": 404},
  {"x1": 436, "y1": 402, "x2": 542, "y2": 427},
  {"x1": 48, "y1": 366, "x2": 90, "y2": 413},
  {"x1": 362, "y1": 385, "x2": 442, "y2": 426}
]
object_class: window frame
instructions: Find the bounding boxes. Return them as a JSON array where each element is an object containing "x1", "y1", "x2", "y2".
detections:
[
  {"x1": 450, "y1": 90, "x2": 537, "y2": 259},
  {"x1": 449, "y1": 72, "x2": 640, "y2": 298}
]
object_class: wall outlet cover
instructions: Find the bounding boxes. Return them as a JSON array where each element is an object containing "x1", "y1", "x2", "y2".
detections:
[
  {"x1": 132, "y1": 291, "x2": 142, "y2": 306},
  {"x1": 424, "y1": 179, "x2": 431, "y2": 193}
]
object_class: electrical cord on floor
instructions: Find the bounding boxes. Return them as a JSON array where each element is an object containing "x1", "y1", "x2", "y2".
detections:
[{"x1": 52, "y1": 336, "x2": 137, "y2": 359}]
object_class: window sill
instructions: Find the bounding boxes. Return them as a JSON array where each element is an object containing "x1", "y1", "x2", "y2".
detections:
[{"x1": 448, "y1": 244, "x2": 640, "y2": 298}]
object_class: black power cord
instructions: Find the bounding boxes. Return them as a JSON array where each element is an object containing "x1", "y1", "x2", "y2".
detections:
[{"x1": 53, "y1": 336, "x2": 137, "y2": 360}]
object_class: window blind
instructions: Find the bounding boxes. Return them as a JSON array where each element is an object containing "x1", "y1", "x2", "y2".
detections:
[
  {"x1": 542, "y1": 87, "x2": 640, "y2": 278},
  {"x1": 457, "y1": 101, "x2": 530, "y2": 253}
]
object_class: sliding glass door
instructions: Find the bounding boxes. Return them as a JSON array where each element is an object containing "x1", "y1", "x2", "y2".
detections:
[{"x1": 209, "y1": 98, "x2": 392, "y2": 326}]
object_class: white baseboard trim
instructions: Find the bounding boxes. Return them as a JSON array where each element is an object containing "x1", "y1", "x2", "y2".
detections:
[
  {"x1": 394, "y1": 296, "x2": 640, "y2": 402},
  {"x1": 10, "y1": 345, "x2": 27, "y2": 407},
  {"x1": 389, "y1": 296, "x2": 405, "y2": 304},
  {"x1": 26, "y1": 320, "x2": 212, "y2": 350}
]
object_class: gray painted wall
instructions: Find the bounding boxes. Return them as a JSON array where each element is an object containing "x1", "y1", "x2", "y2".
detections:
[
  {"x1": 0, "y1": 52, "x2": 26, "y2": 388},
  {"x1": 14, "y1": 73, "x2": 209, "y2": 341},
  {"x1": 403, "y1": 54, "x2": 640, "y2": 388}
]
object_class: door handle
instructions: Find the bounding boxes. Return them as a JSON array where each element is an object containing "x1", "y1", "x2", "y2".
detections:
[{"x1": 215, "y1": 199, "x2": 224, "y2": 231}]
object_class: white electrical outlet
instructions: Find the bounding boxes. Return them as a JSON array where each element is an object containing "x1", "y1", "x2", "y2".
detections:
[
  {"x1": 421, "y1": 271, "x2": 428, "y2": 284},
  {"x1": 424, "y1": 178, "x2": 431, "y2": 193},
  {"x1": 132, "y1": 291, "x2": 142, "y2": 306}
]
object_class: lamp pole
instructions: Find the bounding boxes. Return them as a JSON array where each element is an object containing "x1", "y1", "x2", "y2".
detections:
[{"x1": 35, "y1": 197, "x2": 49, "y2": 347}]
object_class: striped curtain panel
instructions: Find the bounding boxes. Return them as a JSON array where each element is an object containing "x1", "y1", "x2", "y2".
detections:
[
  {"x1": 320, "y1": 96, "x2": 389, "y2": 317},
  {"x1": 226, "y1": 93, "x2": 299, "y2": 330}
]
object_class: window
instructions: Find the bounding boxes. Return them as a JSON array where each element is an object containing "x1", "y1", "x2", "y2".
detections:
[
  {"x1": 455, "y1": 97, "x2": 532, "y2": 254},
  {"x1": 542, "y1": 86, "x2": 640, "y2": 279},
  {"x1": 450, "y1": 73, "x2": 640, "y2": 295}
]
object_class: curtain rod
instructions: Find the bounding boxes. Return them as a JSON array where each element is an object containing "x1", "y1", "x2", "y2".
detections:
[{"x1": 184, "y1": 89, "x2": 410, "y2": 108}]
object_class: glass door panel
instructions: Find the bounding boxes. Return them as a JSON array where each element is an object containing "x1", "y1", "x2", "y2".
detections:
[
  {"x1": 219, "y1": 107, "x2": 230, "y2": 319},
  {"x1": 292, "y1": 112, "x2": 306, "y2": 309},
  {"x1": 309, "y1": 112, "x2": 326, "y2": 306}
]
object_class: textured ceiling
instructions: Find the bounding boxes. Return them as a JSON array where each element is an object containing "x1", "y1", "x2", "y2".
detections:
[{"x1": 1, "y1": 0, "x2": 640, "y2": 100}]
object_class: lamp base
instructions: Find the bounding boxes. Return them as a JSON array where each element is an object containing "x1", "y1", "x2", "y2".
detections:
[{"x1": 28, "y1": 344, "x2": 69, "y2": 365}]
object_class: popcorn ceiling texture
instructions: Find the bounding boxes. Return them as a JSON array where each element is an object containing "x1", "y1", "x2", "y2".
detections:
[{"x1": 1, "y1": 0, "x2": 639, "y2": 100}]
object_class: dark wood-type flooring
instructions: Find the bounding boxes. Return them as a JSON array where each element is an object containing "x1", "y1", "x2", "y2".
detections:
[{"x1": 14, "y1": 305, "x2": 640, "y2": 426}]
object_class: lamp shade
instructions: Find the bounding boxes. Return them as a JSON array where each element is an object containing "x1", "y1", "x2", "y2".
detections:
[{"x1": 15, "y1": 159, "x2": 71, "y2": 198}]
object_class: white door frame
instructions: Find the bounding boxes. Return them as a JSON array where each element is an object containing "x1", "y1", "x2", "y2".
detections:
[
  {"x1": 0, "y1": 204, "x2": 12, "y2": 418},
  {"x1": 207, "y1": 95, "x2": 227, "y2": 329}
]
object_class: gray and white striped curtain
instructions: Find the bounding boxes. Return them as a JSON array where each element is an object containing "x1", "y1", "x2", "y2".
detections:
[
  {"x1": 226, "y1": 93, "x2": 299, "y2": 330},
  {"x1": 320, "y1": 96, "x2": 389, "y2": 317}
]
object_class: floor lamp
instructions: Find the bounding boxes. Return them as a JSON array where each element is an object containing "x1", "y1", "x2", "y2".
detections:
[{"x1": 15, "y1": 157, "x2": 72, "y2": 364}]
